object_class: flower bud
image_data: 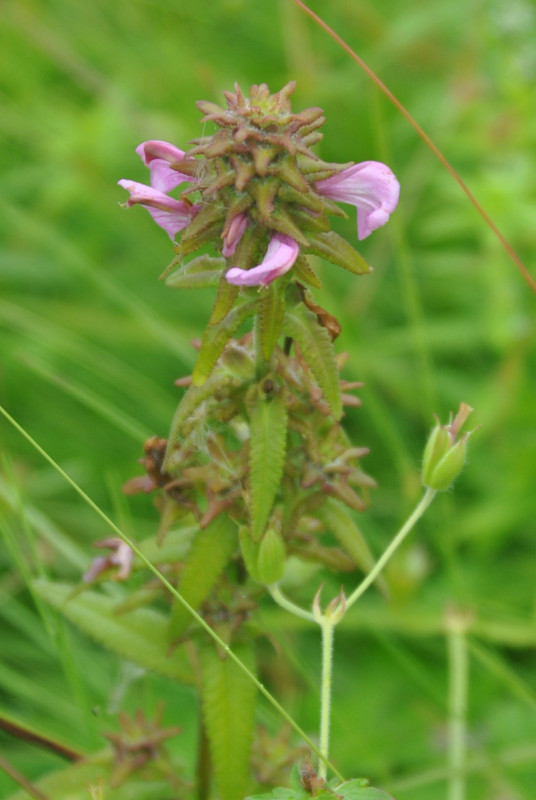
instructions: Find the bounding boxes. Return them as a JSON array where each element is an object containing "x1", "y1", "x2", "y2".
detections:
[
  {"x1": 421, "y1": 403, "x2": 473, "y2": 492},
  {"x1": 256, "y1": 528, "x2": 286, "y2": 585}
]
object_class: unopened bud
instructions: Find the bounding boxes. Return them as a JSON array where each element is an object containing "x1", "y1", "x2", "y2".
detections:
[
  {"x1": 256, "y1": 528, "x2": 286, "y2": 584},
  {"x1": 422, "y1": 403, "x2": 473, "y2": 492}
]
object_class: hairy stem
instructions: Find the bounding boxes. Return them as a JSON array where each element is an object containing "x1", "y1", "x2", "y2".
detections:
[
  {"x1": 318, "y1": 619, "x2": 336, "y2": 781},
  {"x1": 346, "y1": 487, "x2": 436, "y2": 609}
]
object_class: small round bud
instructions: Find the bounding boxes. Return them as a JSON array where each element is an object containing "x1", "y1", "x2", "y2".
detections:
[{"x1": 256, "y1": 528, "x2": 286, "y2": 584}]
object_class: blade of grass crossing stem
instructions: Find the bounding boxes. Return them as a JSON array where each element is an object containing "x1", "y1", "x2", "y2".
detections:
[{"x1": 0, "y1": 403, "x2": 344, "y2": 782}]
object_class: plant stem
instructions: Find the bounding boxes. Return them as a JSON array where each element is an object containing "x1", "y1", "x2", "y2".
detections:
[
  {"x1": 346, "y1": 487, "x2": 436, "y2": 609},
  {"x1": 269, "y1": 583, "x2": 316, "y2": 623},
  {"x1": 447, "y1": 611, "x2": 469, "y2": 800},
  {"x1": 318, "y1": 618, "x2": 336, "y2": 781}
]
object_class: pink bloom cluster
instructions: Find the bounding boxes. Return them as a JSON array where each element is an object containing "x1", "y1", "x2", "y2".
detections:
[{"x1": 119, "y1": 142, "x2": 399, "y2": 287}]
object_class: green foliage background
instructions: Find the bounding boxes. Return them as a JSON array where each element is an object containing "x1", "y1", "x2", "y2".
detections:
[{"x1": 1, "y1": 0, "x2": 535, "y2": 798}]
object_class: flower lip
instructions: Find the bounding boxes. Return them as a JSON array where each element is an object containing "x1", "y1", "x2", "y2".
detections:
[
  {"x1": 118, "y1": 179, "x2": 196, "y2": 239},
  {"x1": 316, "y1": 160, "x2": 400, "y2": 240},
  {"x1": 136, "y1": 140, "x2": 192, "y2": 193},
  {"x1": 225, "y1": 233, "x2": 299, "y2": 287}
]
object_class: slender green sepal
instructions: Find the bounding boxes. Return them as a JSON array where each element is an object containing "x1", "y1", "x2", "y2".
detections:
[
  {"x1": 283, "y1": 302, "x2": 342, "y2": 420},
  {"x1": 292, "y1": 254, "x2": 322, "y2": 289},
  {"x1": 248, "y1": 388, "x2": 289, "y2": 541},
  {"x1": 200, "y1": 641, "x2": 257, "y2": 800},
  {"x1": 168, "y1": 516, "x2": 237, "y2": 641},
  {"x1": 209, "y1": 276, "x2": 240, "y2": 326},
  {"x1": 305, "y1": 231, "x2": 372, "y2": 276}
]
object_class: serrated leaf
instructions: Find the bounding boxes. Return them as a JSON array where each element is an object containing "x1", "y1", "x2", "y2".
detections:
[
  {"x1": 192, "y1": 297, "x2": 257, "y2": 386},
  {"x1": 209, "y1": 275, "x2": 240, "y2": 325},
  {"x1": 333, "y1": 780, "x2": 395, "y2": 800},
  {"x1": 239, "y1": 526, "x2": 260, "y2": 581},
  {"x1": 305, "y1": 231, "x2": 371, "y2": 276},
  {"x1": 293, "y1": 254, "x2": 322, "y2": 288},
  {"x1": 249, "y1": 390, "x2": 288, "y2": 541},
  {"x1": 165, "y1": 253, "x2": 225, "y2": 289},
  {"x1": 33, "y1": 579, "x2": 195, "y2": 683},
  {"x1": 258, "y1": 281, "x2": 286, "y2": 361},
  {"x1": 319, "y1": 499, "x2": 388, "y2": 598},
  {"x1": 168, "y1": 515, "x2": 237, "y2": 641},
  {"x1": 283, "y1": 303, "x2": 342, "y2": 420},
  {"x1": 201, "y1": 641, "x2": 257, "y2": 800}
]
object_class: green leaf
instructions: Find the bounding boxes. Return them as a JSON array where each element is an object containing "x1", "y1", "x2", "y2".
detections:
[
  {"x1": 293, "y1": 254, "x2": 322, "y2": 289},
  {"x1": 5, "y1": 753, "x2": 179, "y2": 800},
  {"x1": 333, "y1": 779, "x2": 395, "y2": 800},
  {"x1": 283, "y1": 303, "x2": 342, "y2": 420},
  {"x1": 209, "y1": 275, "x2": 240, "y2": 325},
  {"x1": 304, "y1": 231, "x2": 371, "y2": 276},
  {"x1": 319, "y1": 499, "x2": 388, "y2": 598},
  {"x1": 258, "y1": 281, "x2": 286, "y2": 361},
  {"x1": 249, "y1": 390, "x2": 288, "y2": 541},
  {"x1": 165, "y1": 253, "x2": 225, "y2": 289},
  {"x1": 201, "y1": 641, "x2": 257, "y2": 800},
  {"x1": 192, "y1": 297, "x2": 257, "y2": 386},
  {"x1": 168, "y1": 515, "x2": 237, "y2": 641},
  {"x1": 33, "y1": 579, "x2": 195, "y2": 683}
]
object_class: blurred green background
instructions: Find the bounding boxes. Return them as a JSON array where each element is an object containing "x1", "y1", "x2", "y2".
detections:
[{"x1": 1, "y1": 0, "x2": 535, "y2": 798}]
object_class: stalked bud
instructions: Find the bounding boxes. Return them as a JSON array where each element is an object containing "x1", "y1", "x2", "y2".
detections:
[
  {"x1": 256, "y1": 528, "x2": 286, "y2": 584},
  {"x1": 422, "y1": 403, "x2": 474, "y2": 491}
]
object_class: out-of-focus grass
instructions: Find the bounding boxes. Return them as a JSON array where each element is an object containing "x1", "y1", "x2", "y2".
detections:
[{"x1": 1, "y1": 0, "x2": 535, "y2": 797}]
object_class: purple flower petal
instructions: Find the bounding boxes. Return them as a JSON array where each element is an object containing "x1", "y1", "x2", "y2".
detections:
[
  {"x1": 226, "y1": 233, "x2": 299, "y2": 287},
  {"x1": 136, "y1": 140, "x2": 191, "y2": 193},
  {"x1": 222, "y1": 213, "x2": 248, "y2": 257},
  {"x1": 316, "y1": 160, "x2": 399, "y2": 240},
  {"x1": 118, "y1": 179, "x2": 195, "y2": 239}
]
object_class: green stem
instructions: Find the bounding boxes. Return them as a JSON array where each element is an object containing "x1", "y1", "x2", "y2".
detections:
[
  {"x1": 269, "y1": 583, "x2": 316, "y2": 623},
  {"x1": 447, "y1": 613, "x2": 469, "y2": 800},
  {"x1": 318, "y1": 619, "x2": 336, "y2": 781},
  {"x1": 346, "y1": 487, "x2": 436, "y2": 609}
]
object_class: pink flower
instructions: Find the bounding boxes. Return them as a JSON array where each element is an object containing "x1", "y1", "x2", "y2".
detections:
[
  {"x1": 135, "y1": 140, "x2": 192, "y2": 193},
  {"x1": 118, "y1": 179, "x2": 196, "y2": 239},
  {"x1": 226, "y1": 233, "x2": 299, "y2": 287},
  {"x1": 316, "y1": 161, "x2": 399, "y2": 240},
  {"x1": 222, "y1": 212, "x2": 248, "y2": 257}
]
